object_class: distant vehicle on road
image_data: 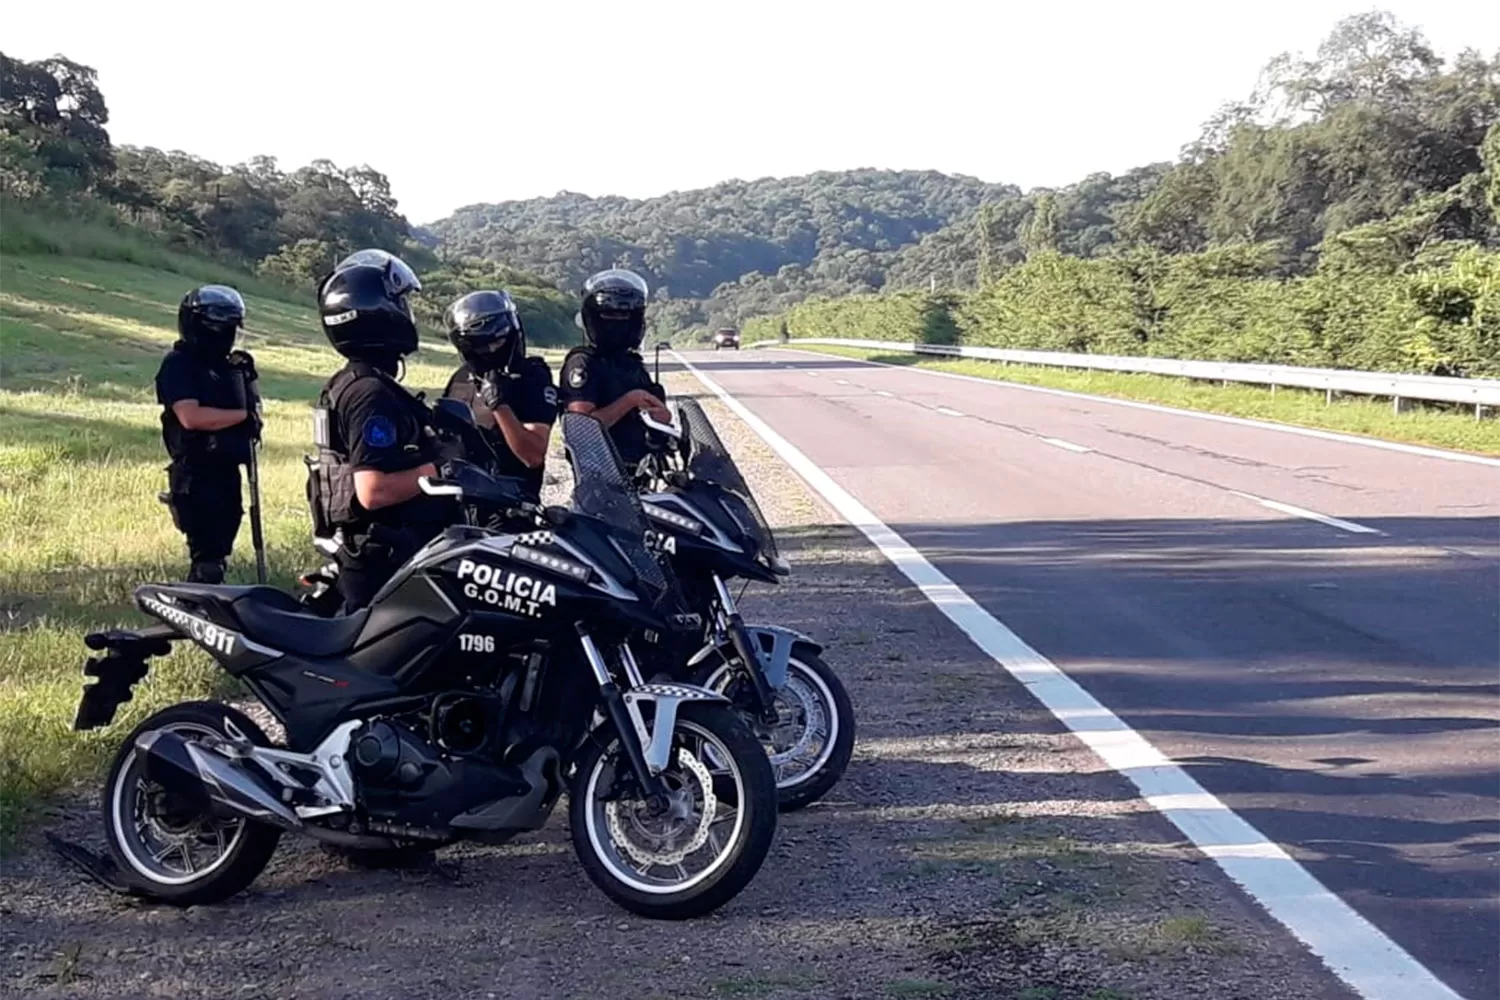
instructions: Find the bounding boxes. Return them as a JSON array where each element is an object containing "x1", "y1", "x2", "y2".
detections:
[{"x1": 712, "y1": 327, "x2": 740, "y2": 350}]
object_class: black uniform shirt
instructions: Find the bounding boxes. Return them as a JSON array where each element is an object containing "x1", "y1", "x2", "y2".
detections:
[
  {"x1": 155, "y1": 341, "x2": 249, "y2": 466},
  {"x1": 327, "y1": 364, "x2": 450, "y2": 532},
  {"x1": 442, "y1": 357, "x2": 558, "y2": 499},
  {"x1": 557, "y1": 346, "x2": 659, "y2": 465}
]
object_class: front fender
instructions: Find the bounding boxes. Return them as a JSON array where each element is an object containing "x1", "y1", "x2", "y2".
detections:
[
  {"x1": 686, "y1": 624, "x2": 821, "y2": 690},
  {"x1": 622, "y1": 683, "x2": 730, "y2": 775}
]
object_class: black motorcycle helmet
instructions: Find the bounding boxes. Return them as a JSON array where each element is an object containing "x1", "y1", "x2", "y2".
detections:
[
  {"x1": 444, "y1": 289, "x2": 524, "y2": 373},
  {"x1": 317, "y1": 249, "x2": 422, "y2": 361},
  {"x1": 579, "y1": 268, "x2": 648, "y2": 353},
  {"x1": 178, "y1": 284, "x2": 245, "y2": 357}
]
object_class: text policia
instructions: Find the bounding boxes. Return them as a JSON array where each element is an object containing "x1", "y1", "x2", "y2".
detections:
[{"x1": 455, "y1": 559, "x2": 557, "y2": 618}]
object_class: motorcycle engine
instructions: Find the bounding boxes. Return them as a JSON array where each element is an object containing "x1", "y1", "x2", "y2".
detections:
[
  {"x1": 349, "y1": 691, "x2": 531, "y2": 829},
  {"x1": 351, "y1": 719, "x2": 437, "y2": 789}
]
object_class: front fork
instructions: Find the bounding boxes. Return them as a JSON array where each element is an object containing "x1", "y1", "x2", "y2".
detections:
[
  {"x1": 713, "y1": 576, "x2": 781, "y2": 727},
  {"x1": 578, "y1": 625, "x2": 671, "y2": 809},
  {"x1": 578, "y1": 625, "x2": 732, "y2": 816}
]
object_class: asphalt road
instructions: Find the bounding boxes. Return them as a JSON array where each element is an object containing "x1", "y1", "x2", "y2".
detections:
[{"x1": 670, "y1": 348, "x2": 1500, "y2": 1000}]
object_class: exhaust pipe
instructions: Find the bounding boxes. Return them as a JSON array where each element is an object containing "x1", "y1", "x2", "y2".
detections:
[{"x1": 136, "y1": 729, "x2": 303, "y2": 832}]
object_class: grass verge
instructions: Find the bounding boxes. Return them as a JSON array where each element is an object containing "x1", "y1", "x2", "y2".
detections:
[{"x1": 779, "y1": 343, "x2": 1500, "y2": 456}]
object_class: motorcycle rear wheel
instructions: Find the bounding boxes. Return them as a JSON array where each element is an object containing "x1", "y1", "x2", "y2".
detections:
[{"x1": 101, "y1": 701, "x2": 282, "y2": 906}]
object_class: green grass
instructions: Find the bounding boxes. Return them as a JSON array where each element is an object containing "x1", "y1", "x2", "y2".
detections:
[
  {"x1": 780, "y1": 343, "x2": 1500, "y2": 456},
  {"x1": 0, "y1": 244, "x2": 497, "y2": 841},
  {"x1": 1, "y1": 198, "x2": 302, "y2": 303},
  {"x1": 1109, "y1": 915, "x2": 1240, "y2": 958}
]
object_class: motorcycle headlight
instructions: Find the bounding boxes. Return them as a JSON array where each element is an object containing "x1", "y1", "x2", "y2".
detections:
[
  {"x1": 510, "y1": 544, "x2": 593, "y2": 583},
  {"x1": 642, "y1": 501, "x2": 704, "y2": 535}
]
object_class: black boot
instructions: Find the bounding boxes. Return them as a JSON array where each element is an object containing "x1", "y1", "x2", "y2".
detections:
[{"x1": 187, "y1": 560, "x2": 226, "y2": 584}]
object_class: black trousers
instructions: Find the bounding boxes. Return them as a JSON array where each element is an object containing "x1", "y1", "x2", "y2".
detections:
[
  {"x1": 333, "y1": 527, "x2": 428, "y2": 613},
  {"x1": 166, "y1": 461, "x2": 242, "y2": 575}
]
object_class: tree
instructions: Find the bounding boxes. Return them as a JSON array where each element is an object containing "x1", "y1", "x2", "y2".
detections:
[
  {"x1": 1020, "y1": 192, "x2": 1060, "y2": 258},
  {"x1": 1481, "y1": 122, "x2": 1500, "y2": 224},
  {"x1": 0, "y1": 51, "x2": 114, "y2": 191},
  {"x1": 1257, "y1": 10, "x2": 1441, "y2": 117},
  {"x1": 976, "y1": 202, "x2": 997, "y2": 285},
  {"x1": 1120, "y1": 161, "x2": 1215, "y2": 253}
]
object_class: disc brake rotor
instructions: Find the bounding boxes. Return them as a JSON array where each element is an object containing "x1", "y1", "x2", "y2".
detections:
[
  {"x1": 606, "y1": 748, "x2": 717, "y2": 869},
  {"x1": 766, "y1": 674, "x2": 826, "y2": 769}
]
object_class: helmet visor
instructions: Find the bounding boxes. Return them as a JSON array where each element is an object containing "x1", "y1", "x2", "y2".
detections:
[
  {"x1": 195, "y1": 285, "x2": 246, "y2": 326},
  {"x1": 336, "y1": 249, "x2": 422, "y2": 297},
  {"x1": 584, "y1": 268, "x2": 649, "y2": 302}
]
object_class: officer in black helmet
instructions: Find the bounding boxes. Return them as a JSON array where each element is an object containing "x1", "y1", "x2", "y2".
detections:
[
  {"x1": 307, "y1": 249, "x2": 451, "y2": 612},
  {"x1": 557, "y1": 268, "x2": 671, "y2": 469},
  {"x1": 155, "y1": 285, "x2": 260, "y2": 583},
  {"x1": 439, "y1": 289, "x2": 558, "y2": 501}
]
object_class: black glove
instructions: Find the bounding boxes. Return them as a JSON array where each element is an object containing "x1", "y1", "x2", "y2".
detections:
[
  {"x1": 227, "y1": 351, "x2": 260, "y2": 420},
  {"x1": 476, "y1": 372, "x2": 509, "y2": 411}
]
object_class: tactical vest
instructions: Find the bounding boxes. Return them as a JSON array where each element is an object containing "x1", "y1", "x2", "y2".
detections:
[
  {"x1": 305, "y1": 361, "x2": 434, "y2": 539},
  {"x1": 162, "y1": 350, "x2": 253, "y2": 466}
]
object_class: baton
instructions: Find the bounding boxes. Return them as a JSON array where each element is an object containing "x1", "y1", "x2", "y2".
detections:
[{"x1": 241, "y1": 370, "x2": 268, "y2": 584}]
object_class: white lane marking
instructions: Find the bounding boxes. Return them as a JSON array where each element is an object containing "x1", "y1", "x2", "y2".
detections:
[
  {"x1": 770, "y1": 347, "x2": 1500, "y2": 469},
  {"x1": 834, "y1": 378, "x2": 850, "y2": 385},
  {"x1": 1229, "y1": 491, "x2": 1384, "y2": 535},
  {"x1": 1043, "y1": 437, "x2": 1092, "y2": 453},
  {"x1": 673, "y1": 349, "x2": 1463, "y2": 1000},
  {"x1": 935, "y1": 406, "x2": 965, "y2": 417},
  {"x1": 805, "y1": 371, "x2": 819, "y2": 377},
  {"x1": 875, "y1": 390, "x2": 895, "y2": 398}
]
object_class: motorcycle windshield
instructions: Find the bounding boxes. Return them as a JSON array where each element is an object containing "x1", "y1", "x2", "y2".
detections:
[
  {"x1": 677, "y1": 398, "x2": 779, "y2": 563},
  {"x1": 561, "y1": 412, "x2": 684, "y2": 612}
]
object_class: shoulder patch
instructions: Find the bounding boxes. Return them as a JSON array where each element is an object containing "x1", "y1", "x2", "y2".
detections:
[
  {"x1": 567, "y1": 365, "x2": 588, "y2": 389},
  {"x1": 543, "y1": 386, "x2": 559, "y2": 406},
  {"x1": 362, "y1": 414, "x2": 397, "y2": 449}
]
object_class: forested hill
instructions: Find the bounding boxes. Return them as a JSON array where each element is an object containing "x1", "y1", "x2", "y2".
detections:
[{"x1": 425, "y1": 170, "x2": 1022, "y2": 336}]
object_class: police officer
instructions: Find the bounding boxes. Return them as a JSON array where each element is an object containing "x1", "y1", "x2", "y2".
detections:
[
  {"x1": 557, "y1": 268, "x2": 671, "y2": 470},
  {"x1": 155, "y1": 285, "x2": 259, "y2": 583},
  {"x1": 308, "y1": 249, "x2": 451, "y2": 612},
  {"x1": 439, "y1": 290, "x2": 558, "y2": 501}
]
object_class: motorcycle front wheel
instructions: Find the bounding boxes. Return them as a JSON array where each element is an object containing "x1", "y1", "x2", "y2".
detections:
[{"x1": 569, "y1": 702, "x2": 776, "y2": 920}]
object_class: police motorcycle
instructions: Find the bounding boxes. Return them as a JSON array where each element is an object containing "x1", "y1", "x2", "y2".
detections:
[
  {"x1": 629, "y1": 397, "x2": 855, "y2": 813},
  {"x1": 69, "y1": 412, "x2": 779, "y2": 920}
]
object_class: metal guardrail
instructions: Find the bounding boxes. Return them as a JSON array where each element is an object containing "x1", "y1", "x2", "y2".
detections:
[{"x1": 769, "y1": 338, "x2": 1500, "y2": 414}]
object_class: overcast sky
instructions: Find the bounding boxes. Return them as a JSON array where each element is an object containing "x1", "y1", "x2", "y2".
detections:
[{"x1": 7, "y1": 2, "x2": 1497, "y2": 224}]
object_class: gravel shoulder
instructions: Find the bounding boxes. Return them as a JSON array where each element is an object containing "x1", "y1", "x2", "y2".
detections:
[{"x1": 0, "y1": 372, "x2": 1358, "y2": 1000}]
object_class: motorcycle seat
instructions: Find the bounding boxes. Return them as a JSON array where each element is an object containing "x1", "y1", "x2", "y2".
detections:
[{"x1": 137, "y1": 583, "x2": 371, "y2": 659}]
